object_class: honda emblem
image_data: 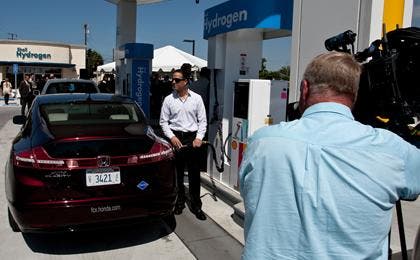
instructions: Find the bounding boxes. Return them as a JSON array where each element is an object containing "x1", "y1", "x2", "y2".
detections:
[{"x1": 97, "y1": 156, "x2": 111, "y2": 167}]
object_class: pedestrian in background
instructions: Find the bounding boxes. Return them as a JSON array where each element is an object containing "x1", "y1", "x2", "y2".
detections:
[
  {"x1": 181, "y1": 63, "x2": 193, "y2": 83},
  {"x1": 2, "y1": 78, "x2": 13, "y2": 105},
  {"x1": 19, "y1": 75, "x2": 32, "y2": 115},
  {"x1": 28, "y1": 74, "x2": 38, "y2": 105},
  {"x1": 0, "y1": 78, "x2": 4, "y2": 97},
  {"x1": 190, "y1": 67, "x2": 211, "y2": 172},
  {"x1": 159, "y1": 68, "x2": 207, "y2": 221},
  {"x1": 239, "y1": 52, "x2": 420, "y2": 259},
  {"x1": 190, "y1": 67, "x2": 210, "y2": 115}
]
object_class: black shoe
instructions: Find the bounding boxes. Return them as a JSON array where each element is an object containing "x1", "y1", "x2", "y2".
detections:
[
  {"x1": 194, "y1": 209, "x2": 206, "y2": 220},
  {"x1": 174, "y1": 204, "x2": 185, "y2": 215}
]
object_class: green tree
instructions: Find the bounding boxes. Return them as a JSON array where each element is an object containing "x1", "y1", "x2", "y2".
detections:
[
  {"x1": 259, "y1": 58, "x2": 270, "y2": 79},
  {"x1": 278, "y1": 66, "x2": 290, "y2": 81},
  {"x1": 86, "y1": 48, "x2": 104, "y2": 78},
  {"x1": 260, "y1": 57, "x2": 267, "y2": 72},
  {"x1": 259, "y1": 57, "x2": 290, "y2": 81}
]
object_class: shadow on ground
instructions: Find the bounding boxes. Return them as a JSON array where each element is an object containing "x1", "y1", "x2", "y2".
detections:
[{"x1": 22, "y1": 217, "x2": 176, "y2": 254}]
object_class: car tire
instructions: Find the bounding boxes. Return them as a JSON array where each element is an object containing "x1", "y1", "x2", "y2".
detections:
[
  {"x1": 8, "y1": 208, "x2": 20, "y2": 232},
  {"x1": 162, "y1": 213, "x2": 176, "y2": 231}
]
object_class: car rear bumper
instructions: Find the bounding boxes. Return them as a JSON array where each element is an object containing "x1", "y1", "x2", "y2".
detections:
[{"x1": 9, "y1": 194, "x2": 176, "y2": 233}]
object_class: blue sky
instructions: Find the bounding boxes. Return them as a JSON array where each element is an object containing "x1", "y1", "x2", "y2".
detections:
[{"x1": 1, "y1": 0, "x2": 420, "y2": 70}]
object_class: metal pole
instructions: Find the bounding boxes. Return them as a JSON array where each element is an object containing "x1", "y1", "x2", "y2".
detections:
[
  {"x1": 396, "y1": 200, "x2": 408, "y2": 260},
  {"x1": 183, "y1": 39, "x2": 195, "y2": 56},
  {"x1": 84, "y1": 24, "x2": 88, "y2": 46}
]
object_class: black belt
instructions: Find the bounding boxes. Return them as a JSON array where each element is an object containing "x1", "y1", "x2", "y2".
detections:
[{"x1": 172, "y1": 130, "x2": 197, "y2": 138}]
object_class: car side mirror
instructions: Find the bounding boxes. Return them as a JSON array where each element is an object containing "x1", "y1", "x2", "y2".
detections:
[
  {"x1": 13, "y1": 115, "x2": 27, "y2": 125},
  {"x1": 33, "y1": 90, "x2": 40, "y2": 96}
]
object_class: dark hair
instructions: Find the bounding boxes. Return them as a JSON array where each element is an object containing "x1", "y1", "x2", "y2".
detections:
[
  {"x1": 173, "y1": 69, "x2": 186, "y2": 79},
  {"x1": 180, "y1": 63, "x2": 192, "y2": 79},
  {"x1": 200, "y1": 67, "x2": 210, "y2": 79}
]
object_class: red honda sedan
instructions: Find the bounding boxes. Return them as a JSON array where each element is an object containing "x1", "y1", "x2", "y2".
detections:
[{"x1": 5, "y1": 94, "x2": 176, "y2": 233}]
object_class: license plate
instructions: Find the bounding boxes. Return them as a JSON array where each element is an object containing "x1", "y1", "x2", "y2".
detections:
[{"x1": 86, "y1": 167, "x2": 121, "y2": 187}]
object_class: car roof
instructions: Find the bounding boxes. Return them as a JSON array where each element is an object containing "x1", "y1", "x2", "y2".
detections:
[
  {"x1": 40, "y1": 78, "x2": 100, "y2": 94},
  {"x1": 46, "y1": 78, "x2": 96, "y2": 84},
  {"x1": 34, "y1": 94, "x2": 135, "y2": 105}
]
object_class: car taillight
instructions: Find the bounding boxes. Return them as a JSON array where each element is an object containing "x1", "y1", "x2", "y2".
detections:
[
  {"x1": 13, "y1": 141, "x2": 174, "y2": 170},
  {"x1": 14, "y1": 146, "x2": 65, "y2": 169},
  {"x1": 138, "y1": 142, "x2": 174, "y2": 164}
]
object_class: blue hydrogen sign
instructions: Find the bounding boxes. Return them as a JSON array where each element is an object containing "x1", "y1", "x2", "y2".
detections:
[
  {"x1": 203, "y1": 0, "x2": 293, "y2": 39},
  {"x1": 13, "y1": 64, "x2": 19, "y2": 74},
  {"x1": 132, "y1": 59, "x2": 150, "y2": 117},
  {"x1": 122, "y1": 43, "x2": 153, "y2": 118}
]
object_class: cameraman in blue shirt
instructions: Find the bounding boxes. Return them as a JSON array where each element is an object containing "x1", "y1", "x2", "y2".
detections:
[{"x1": 239, "y1": 51, "x2": 420, "y2": 260}]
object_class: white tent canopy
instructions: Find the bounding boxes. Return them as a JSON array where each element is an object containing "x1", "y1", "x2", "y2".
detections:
[
  {"x1": 96, "y1": 45, "x2": 207, "y2": 73},
  {"x1": 97, "y1": 62, "x2": 116, "y2": 73},
  {"x1": 152, "y1": 45, "x2": 207, "y2": 72}
]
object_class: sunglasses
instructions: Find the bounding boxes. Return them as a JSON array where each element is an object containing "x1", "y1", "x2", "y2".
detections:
[{"x1": 172, "y1": 78, "x2": 185, "y2": 83}]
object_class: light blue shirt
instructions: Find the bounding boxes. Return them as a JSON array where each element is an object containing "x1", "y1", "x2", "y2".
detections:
[
  {"x1": 239, "y1": 102, "x2": 420, "y2": 260},
  {"x1": 160, "y1": 89, "x2": 207, "y2": 140}
]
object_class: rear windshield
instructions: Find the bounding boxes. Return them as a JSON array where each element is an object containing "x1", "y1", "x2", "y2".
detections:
[
  {"x1": 45, "y1": 82, "x2": 98, "y2": 94},
  {"x1": 39, "y1": 102, "x2": 145, "y2": 126}
]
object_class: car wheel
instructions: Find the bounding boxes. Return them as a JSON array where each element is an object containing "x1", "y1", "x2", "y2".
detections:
[
  {"x1": 8, "y1": 208, "x2": 20, "y2": 232},
  {"x1": 162, "y1": 213, "x2": 176, "y2": 231}
]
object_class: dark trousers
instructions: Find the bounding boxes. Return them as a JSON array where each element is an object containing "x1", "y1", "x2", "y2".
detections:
[
  {"x1": 20, "y1": 95, "x2": 34, "y2": 115},
  {"x1": 173, "y1": 130, "x2": 202, "y2": 212},
  {"x1": 21, "y1": 98, "x2": 29, "y2": 115},
  {"x1": 4, "y1": 93, "x2": 9, "y2": 105}
]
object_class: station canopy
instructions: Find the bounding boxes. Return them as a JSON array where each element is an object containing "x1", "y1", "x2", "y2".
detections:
[{"x1": 97, "y1": 45, "x2": 207, "y2": 73}]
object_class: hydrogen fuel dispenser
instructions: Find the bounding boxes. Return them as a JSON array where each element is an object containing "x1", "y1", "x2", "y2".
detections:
[
  {"x1": 116, "y1": 43, "x2": 153, "y2": 117},
  {"x1": 230, "y1": 79, "x2": 288, "y2": 190}
]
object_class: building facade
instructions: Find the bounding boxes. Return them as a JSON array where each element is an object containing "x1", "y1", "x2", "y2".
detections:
[{"x1": 0, "y1": 39, "x2": 86, "y2": 87}]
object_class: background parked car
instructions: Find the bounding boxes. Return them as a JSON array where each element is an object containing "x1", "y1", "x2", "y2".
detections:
[
  {"x1": 40, "y1": 78, "x2": 99, "y2": 94},
  {"x1": 6, "y1": 93, "x2": 176, "y2": 233}
]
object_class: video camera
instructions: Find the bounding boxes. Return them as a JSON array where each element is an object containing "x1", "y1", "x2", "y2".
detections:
[{"x1": 324, "y1": 27, "x2": 420, "y2": 147}]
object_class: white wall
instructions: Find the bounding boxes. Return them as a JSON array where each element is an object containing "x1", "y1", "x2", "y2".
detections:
[
  {"x1": 289, "y1": 0, "x2": 365, "y2": 103},
  {"x1": 70, "y1": 47, "x2": 86, "y2": 76},
  {"x1": 288, "y1": 0, "x2": 414, "y2": 103}
]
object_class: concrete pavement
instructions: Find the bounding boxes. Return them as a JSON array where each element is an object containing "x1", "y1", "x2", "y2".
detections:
[{"x1": 0, "y1": 97, "x2": 19, "y2": 107}]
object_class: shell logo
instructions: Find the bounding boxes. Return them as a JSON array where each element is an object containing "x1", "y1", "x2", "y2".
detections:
[{"x1": 231, "y1": 140, "x2": 238, "y2": 150}]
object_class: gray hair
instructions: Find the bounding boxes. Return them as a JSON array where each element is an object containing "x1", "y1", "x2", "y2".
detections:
[{"x1": 303, "y1": 51, "x2": 362, "y2": 102}]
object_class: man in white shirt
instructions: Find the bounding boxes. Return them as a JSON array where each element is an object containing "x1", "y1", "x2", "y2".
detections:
[
  {"x1": 159, "y1": 68, "x2": 207, "y2": 220},
  {"x1": 2, "y1": 78, "x2": 13, "y2": 105}
]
